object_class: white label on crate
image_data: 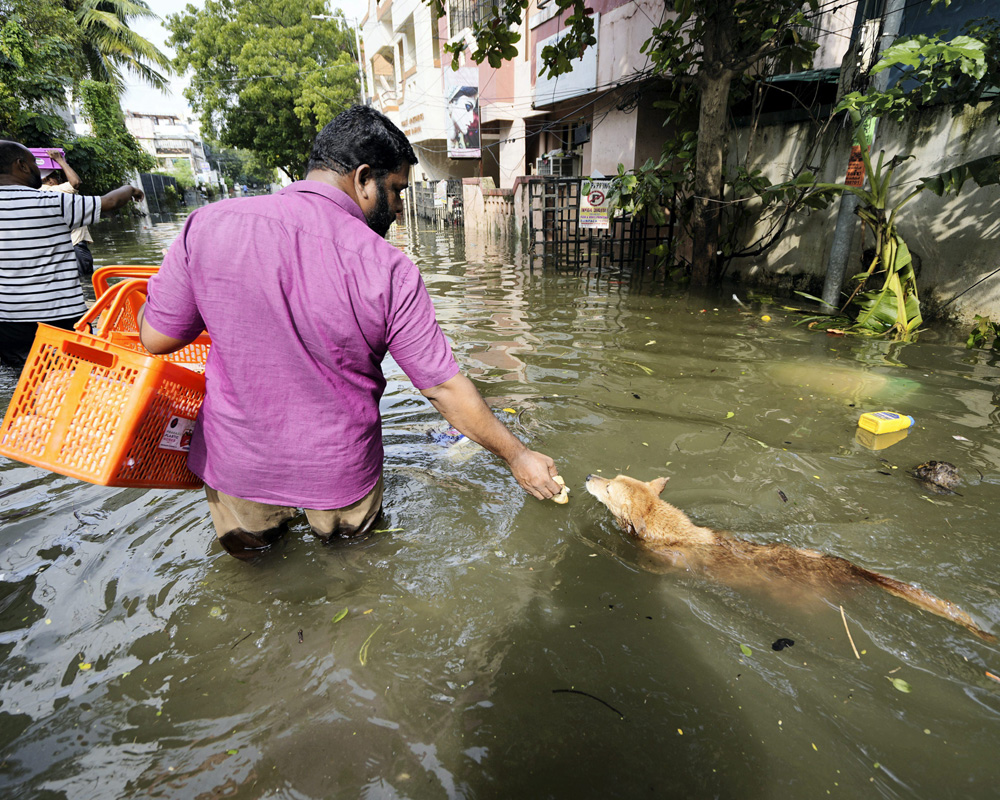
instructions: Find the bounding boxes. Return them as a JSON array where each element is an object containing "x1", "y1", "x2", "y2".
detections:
[{"x1": 158, "y1": 415, "x2": 196, "y2": 452}]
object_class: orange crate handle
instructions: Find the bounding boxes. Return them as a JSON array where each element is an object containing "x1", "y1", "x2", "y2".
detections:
[
  {"x1": 74, "y1": 278, "x2": 147, "y2": 334},
  {"x1": 92, "y1": 264, "x2": 159, "y2": 296},
  {"x1": 60, "y1": 335, "x2": 119, "y2": 369},
  {"x1": 93, "y1": 278, "x2": 149, "y2": 338}
]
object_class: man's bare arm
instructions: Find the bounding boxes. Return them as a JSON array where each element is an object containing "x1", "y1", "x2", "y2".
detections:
[
  {"x1": 138, "y1": 303, "x2": 195, "y2": 355},
  {"x1": 420, "y1": 373, "x2": 562, "y2": 500},
  {"x1": 101, "y1": 185, "x2": 144, "y2": 213},
  {"x1": 47, "y1": 150, "x2": 81, "y2": 189}
]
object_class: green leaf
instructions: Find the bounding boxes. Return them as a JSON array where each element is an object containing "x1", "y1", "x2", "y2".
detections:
[
  {"x1": 888, "y1": 677, "x2": 912, "y2": 693},
  {"x1": 740, "y1": 643, "x2": 752, "y2": 657},
  {"x1": 332, "y1": 607, "x2": 348, "y2": 624}
]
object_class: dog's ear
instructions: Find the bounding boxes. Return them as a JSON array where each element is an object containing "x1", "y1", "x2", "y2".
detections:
[{"x1": 649, "y1": 477, "x2": 669, "y2": 495}]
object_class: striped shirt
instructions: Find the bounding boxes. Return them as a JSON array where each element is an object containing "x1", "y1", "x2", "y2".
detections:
[{"x1": 0, "y1": 184, "x2": 98, "y2": 321}]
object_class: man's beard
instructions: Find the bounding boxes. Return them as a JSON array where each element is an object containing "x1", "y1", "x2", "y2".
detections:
[{"x1": 364, "y1": 180, "x2": 396, "y2": 238}]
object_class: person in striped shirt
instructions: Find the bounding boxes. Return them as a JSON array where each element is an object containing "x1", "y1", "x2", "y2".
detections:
[{"x1": 0, "y1": 140, "x2": 144, "y2": 372}]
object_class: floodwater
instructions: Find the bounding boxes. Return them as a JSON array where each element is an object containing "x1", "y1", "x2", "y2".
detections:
[{"x1": 2, "y1": 207, "x2": 1000, "y2": 799}]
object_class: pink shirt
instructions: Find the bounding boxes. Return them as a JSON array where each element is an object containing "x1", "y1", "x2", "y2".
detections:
[{"x1": 144, "y1": 181, "x2": 459, "y2": 507}]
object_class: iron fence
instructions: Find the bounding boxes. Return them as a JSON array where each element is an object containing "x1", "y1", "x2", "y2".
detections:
[{"x1": 527, "y1": 177, "x2": 676, "y2": 275}]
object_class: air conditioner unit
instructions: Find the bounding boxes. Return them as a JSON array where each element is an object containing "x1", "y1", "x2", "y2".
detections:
[{"x1": 535, "y1": 155, "x2": 577, "y2": 177}]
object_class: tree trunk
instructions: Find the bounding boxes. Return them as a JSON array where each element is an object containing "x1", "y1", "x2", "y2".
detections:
[{"x1": 691, "y1": 69, "x2": 733, "y2": 286}]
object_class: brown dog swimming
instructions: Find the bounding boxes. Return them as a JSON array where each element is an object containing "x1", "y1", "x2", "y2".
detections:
[{"x1": 586, "y1": 473, "x2": 995, "y2": 642}]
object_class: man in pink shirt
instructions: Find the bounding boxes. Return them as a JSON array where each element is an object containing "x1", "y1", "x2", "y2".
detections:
[{"x1": 139, "y1": 106, "x2": 561, "y2": 560}]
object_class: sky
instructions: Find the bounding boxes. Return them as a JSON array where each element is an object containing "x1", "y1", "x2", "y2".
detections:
[{"x1": 121, "y1": 0, "x2": 370, "y2": 122}]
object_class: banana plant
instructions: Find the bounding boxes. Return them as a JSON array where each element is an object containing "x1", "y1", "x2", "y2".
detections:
[
  {"x1": 778, "y1": 143, "x2": 924, "y2": 339},
  {"x1": 772, "y1": 120, "x2": 1000, "y2": 341}
]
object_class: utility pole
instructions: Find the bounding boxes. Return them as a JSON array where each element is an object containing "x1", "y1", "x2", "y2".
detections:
[
  {"x1": 311, "y1": 13, "x2": 368, "y2": 105},
  {"x1": 820, "y1": 0, "x2": 906, "y2": 311}
]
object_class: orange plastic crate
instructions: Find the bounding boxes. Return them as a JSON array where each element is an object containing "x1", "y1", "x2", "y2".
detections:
[
  {"x1": 77, "y1": 278, "x2": 211, "y2": 371},
  {"x1": 92, "y1": 264, "x2": 159, "y2": 296},
  {"x1": 0, "y1": 324, "x2": 205, "y2": 488}
]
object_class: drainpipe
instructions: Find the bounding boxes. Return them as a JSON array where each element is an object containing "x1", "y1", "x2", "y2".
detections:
[{"x1": 820, "y1": 0, "x2": 906, "y2": 311}]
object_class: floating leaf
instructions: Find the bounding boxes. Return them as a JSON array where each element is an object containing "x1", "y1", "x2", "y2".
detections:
[
  {"x1": 622, "y1": 360, "x2": 654, "y2": 375},
  {"x1": 740, "y1": 644, "x2": 752, "y2": 657},
  {"x1": 226, "y1": 749, "x2": 238, "y2": 755},
  {"x1": 331, "y1": 607, "x2": 348, "y2": 624},
  {"x1": 645, "y1": 340, "x2": 656, "y2": 346},
  {"x1": 726, "y1": 411, "x2": 735, "y2": 419},
  {"x1": 363, "y1": 608, "x2": 374, "y2": 615},
  {"x1": 502, "y1": 407, "x2": 516, "y2": 413},
  {"x1": 371, "y1": 528, "x2": 404, "y2": 533},
  {"x1": 888, "y1": 677, "x2": 912, "y2": 693},
  {"x1": 359, "y1": 624, "x2": 383, "y2": 666},
  {"x1": 210, "y1": 606, "x2": 222, "y2": 617},
  {"x1": 78, "y1": 662, "x2": 92, "y2": 670}
]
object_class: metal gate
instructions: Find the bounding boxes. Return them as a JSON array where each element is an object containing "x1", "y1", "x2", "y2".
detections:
[{"x1": 527, "y1": 177, "x2": 675, "y2": 274}]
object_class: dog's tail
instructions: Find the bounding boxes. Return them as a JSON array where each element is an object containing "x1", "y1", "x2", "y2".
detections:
[{"x1": 853, "y1": 565, "x2": 996, "y2": 643}]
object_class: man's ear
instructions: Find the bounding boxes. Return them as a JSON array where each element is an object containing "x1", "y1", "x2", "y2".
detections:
[
  {"x1": 649, "y1": 477, "x2": 669, "y2": 495},
  {"x1": 354, "y1": 164, "x2": 374, "y2": 200}
]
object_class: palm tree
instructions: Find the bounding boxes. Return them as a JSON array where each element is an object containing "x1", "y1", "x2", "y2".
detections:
[{"x1": 68, "y1": 0, "x2": 173, "y2": 93}]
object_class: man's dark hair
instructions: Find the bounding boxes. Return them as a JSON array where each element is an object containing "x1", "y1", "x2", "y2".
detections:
[
  {"x1": 0, "y1": 140, "x2": 30, "y2": 174},
  {"x1": 307, "y1": 105, "x2": 417, "y2": 177}
]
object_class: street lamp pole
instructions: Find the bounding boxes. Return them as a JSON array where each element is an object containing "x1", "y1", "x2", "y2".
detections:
[{"x1": 311, "y1": 13, "x2": 367, "y2": 105}]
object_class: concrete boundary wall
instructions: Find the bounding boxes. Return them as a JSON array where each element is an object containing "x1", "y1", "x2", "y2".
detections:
[{"x1": 728, "y1": 101, "x2": 1000, "y2": 325}]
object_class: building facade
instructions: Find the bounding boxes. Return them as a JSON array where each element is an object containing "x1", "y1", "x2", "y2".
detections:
[{"x1": 124, "y1": 112, "x2": 213, "y2": 183}]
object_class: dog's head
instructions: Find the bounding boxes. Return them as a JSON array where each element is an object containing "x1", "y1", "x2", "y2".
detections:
[{"x1": 585, "y1": 474, "x2": 669, "y2": 540}]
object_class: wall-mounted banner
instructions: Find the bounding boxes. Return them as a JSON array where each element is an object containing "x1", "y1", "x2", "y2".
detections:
[
  {"x1": 445, "y1": 67, "x2": 481, "y2": 159},
  {"x1": 579, "y1": 179, "x2": 612, "y2": 229}
]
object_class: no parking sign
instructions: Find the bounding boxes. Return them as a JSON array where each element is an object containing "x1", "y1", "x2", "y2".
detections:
[{"x1": 580, "y1": 179, "x2": 612, "y2": 229}]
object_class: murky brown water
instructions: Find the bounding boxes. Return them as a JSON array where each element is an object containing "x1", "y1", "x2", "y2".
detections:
[{"x1": 2, "y1": 208, "x2": 1000, "y2": 798}]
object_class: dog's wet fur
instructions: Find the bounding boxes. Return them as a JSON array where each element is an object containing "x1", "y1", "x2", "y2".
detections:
[{"x1": 586, "y1": 473, "x2": 994, "y2": 642}]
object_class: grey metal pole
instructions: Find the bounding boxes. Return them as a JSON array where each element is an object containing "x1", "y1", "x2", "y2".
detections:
[
  {"x1": 311, "y1": 13, "x2": 366, "y2": 105},
  {"x1": 354, "y1": 20, "x2": 367, "y2": 105},
  {"x1": 820, "y1": 0, "x2": 906, "y2": 311}
]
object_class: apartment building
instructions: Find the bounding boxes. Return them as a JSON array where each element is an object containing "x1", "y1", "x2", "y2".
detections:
[
  {"x1": 360, "y1": 0, "x2": 674, "y2": 190},
  {"x1": 124, "y1": 111, "x2": 211, "y2": 179}
]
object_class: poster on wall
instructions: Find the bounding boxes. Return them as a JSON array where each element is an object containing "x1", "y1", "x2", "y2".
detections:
[{"x1": 444, "y1": 67, "x2": 481, "y2": 159}]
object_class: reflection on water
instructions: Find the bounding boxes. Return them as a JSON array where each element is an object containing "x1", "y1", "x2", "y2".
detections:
[{"x1": 2, "y1": 213, "x2": 1000, "y2": 798}]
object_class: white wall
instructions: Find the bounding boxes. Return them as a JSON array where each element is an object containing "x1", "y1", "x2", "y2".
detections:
[{"x1": 728, "y1": 101, "x2": 1000, "y2": 325}]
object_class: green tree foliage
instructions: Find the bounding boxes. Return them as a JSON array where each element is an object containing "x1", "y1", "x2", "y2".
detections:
[
  {"x1": 428, "y1": 0, "x2": 596, "y2": 76},
  {"x1": 168, "y1": 0, "x2": 359, "y2": 180},
  {"x1": 838, "y1": 17, "x2": 1000, "y2": 127},
  {"x1": 60, "y1": 79, "x2": 155, "y2": 194},
  {"x1": 204, "y1": 141, "x2": 275, "y2": 186},
  {"x1": 69, "y1": 0, "x2": 173, "y2": 93},
  {"x1": 1, "y1": 0, "x2": 171, "y2": 142},
  {"x1": 0, "y1": 0, "x2": 82, "y2": 140}
]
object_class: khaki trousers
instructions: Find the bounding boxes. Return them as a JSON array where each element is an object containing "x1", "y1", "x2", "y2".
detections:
[{"x1": 205, "y1": 476, "x2": 384, "y2": 560}]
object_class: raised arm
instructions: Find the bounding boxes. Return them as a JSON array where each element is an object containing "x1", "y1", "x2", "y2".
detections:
[
  {"x1": 420, "y1": 373, "x2": 562, "y2": 500},
  {"x1": 101, "y1": 184, "x2": 144, "y2": 212},
  {"x1": 47, "y1": 150, "x2": 81, "y2": 189}
]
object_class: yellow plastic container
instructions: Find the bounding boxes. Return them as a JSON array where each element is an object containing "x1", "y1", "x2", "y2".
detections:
[
  {"x1": 855, "y1": 427, "x2": 909, "y2": 450},
  {"x1": 858, "y1": 411, "x2": 914, "y2": 435}
]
